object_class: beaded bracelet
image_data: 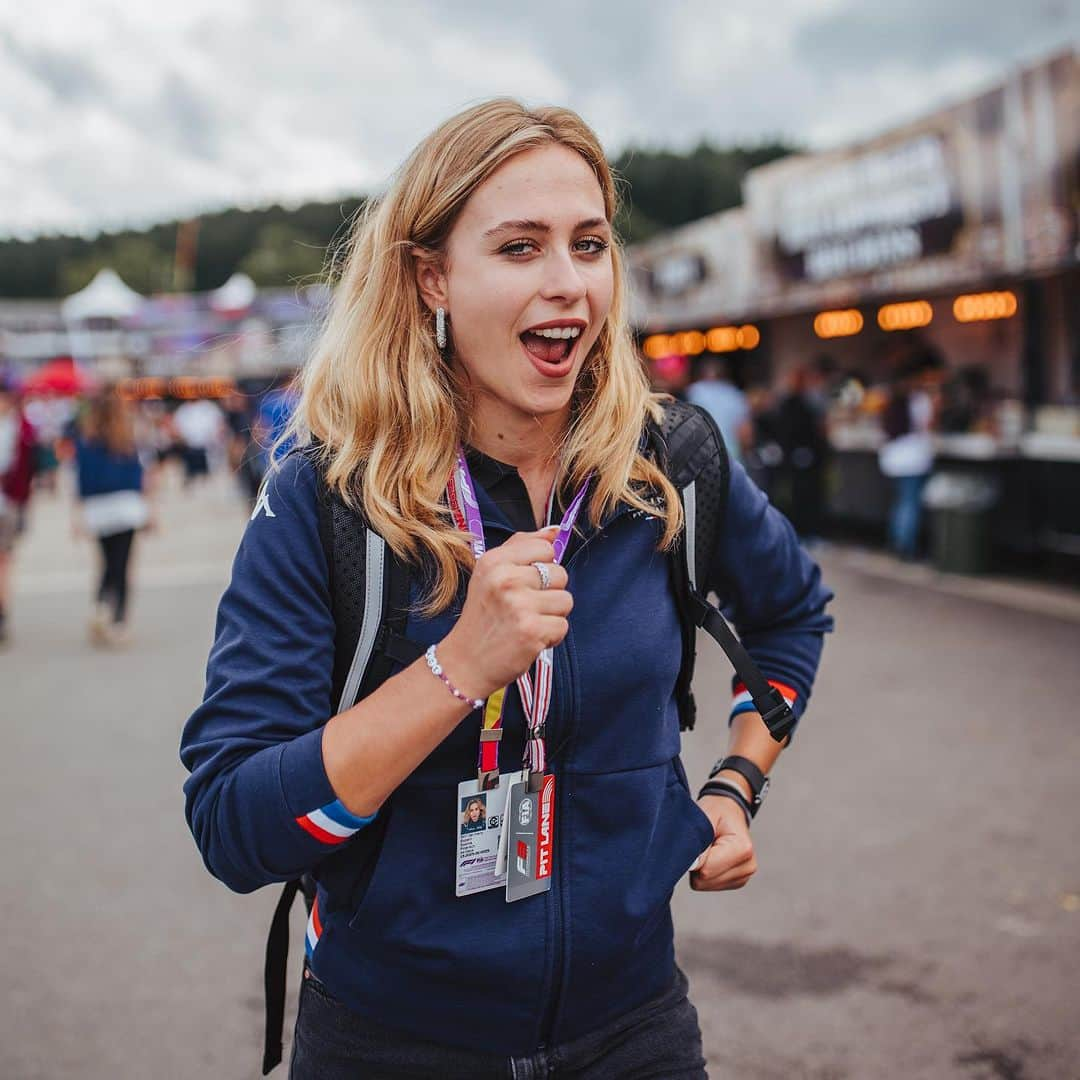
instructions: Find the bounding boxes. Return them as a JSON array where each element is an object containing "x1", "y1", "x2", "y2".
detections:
[{"x1": 425, "y1": 645, "x2": 484, "y2": 710}]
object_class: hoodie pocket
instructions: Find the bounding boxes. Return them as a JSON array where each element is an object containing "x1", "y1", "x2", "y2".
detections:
[
  {"x1": 562, "y1": 758, "x2": 716, "y2": 972},
  {"x1": 629, "y1": 759, "x2": 716, "y2": 947}
]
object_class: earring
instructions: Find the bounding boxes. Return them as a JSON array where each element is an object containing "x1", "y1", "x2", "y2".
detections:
[{"x1": 435, "y1": 307, "x2": 447, "y2": 351}]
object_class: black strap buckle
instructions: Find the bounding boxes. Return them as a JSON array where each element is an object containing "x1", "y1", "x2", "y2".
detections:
[{"x1": 759, "y1": 688, "x2": 796, "y2": 743}]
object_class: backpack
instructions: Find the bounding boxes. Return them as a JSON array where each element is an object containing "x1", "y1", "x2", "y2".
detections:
[{"x1": 260, "y1": 400, "x2": 794, "y2": 1073}]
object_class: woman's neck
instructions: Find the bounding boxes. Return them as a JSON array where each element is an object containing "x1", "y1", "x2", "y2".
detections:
[
  {"x1": 466, "y1": 395, "x2": 569, "y2": 474},
  {"x1": 466, "y1": 394, "x2": 570, "y2": 528}
]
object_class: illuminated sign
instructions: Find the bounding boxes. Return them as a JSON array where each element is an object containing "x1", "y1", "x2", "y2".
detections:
[
  {"x1": 877, "y1": 301, "x2": 933, "y2": 331},
  {"x1": 953, "y1": 291, "x2": 1018, "y2": 322},
  {"x1": 644, "y1": 325, "x2": 760, "y2": 357},
  {"x1": 813, "y1": 310, "x2": 864, "y2": 339}
]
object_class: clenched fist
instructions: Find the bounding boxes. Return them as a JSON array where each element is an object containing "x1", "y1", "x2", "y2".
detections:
[{"x1": 438, "y1": 525, "x2": 574, "y2": 703}]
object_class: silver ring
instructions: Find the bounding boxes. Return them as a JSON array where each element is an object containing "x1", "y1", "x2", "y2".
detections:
[{"x1": 532, "y1": 562, "x2": 551, "y2": 590}]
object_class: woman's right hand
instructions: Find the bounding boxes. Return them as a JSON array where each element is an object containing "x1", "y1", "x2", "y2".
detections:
[{"x1": 438, "y1": 525, "x2": 573, "y2": 703}]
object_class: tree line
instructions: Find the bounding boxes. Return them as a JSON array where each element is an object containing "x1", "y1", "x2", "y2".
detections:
[{"x1": 0, "y1": 141, "x2": 794, "y2": 299}]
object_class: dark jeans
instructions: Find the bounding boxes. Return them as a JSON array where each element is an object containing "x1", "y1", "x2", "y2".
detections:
[
  {"x1": 290, "y1": 967, "x2": 707, "y2": 1079},
  {"x1": 182, "y1": 446, "x2": 209, "y2": 483},
  {"x1": 97, "y1": 529, "x2": 135, "y2": 623},
  {"x1": 888, "y1": 474, "x2": 928, "y2": 559}
]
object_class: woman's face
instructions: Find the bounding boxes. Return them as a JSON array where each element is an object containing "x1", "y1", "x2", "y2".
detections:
[
  {"x1": 421, "y1": 143, "x2": 615, "y2": 429},
  {"x1": 467, "y1": 801, "x2": 482, "y2": 822}
]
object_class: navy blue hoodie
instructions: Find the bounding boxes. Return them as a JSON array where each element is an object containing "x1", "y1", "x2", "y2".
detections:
[{"x1": 181, "y1": 445, "x2": 833, "y2": 1054}]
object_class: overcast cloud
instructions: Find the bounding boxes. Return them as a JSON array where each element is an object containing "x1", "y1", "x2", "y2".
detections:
[{"x1": 0, "y1": 0, "x2": 1076, "y2": 238}]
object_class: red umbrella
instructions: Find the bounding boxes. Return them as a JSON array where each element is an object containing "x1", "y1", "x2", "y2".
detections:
[{"x1": 22, "y1": 356, "x2": 98, "y2": 397}]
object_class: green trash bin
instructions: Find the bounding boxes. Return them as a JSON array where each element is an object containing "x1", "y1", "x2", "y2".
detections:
[{"x1": 924, "y1": 473, "x2": 997, "y2": 575}]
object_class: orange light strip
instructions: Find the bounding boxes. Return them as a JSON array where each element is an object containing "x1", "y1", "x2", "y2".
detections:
[
  {"x1": 706, "y1": 326, "x2": 739, "y2": 352},
  {"x1": 736, "y1": 325, "x2": 760, "y2": 350},
  {"x1": 953, "y1": 291, "x2": 1018, "y2": 322},
  {"x1": 642, "y1": 334, "x2": 672, "y2": 359},
  {"x1": 117, "y1": 377, "x2": 236, "y2": 400},
  {"x1": 813, "y1": 309, "x2": 863, "y2": 339},
  {"x1": 644, "y1": 325, "x2": 760, "y2": 357},
  {"x1": 878, "y1": 300, "x2": 933, "y2": 331}
]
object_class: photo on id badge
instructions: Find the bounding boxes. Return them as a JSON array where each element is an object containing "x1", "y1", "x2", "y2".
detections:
[{"x1": 460, "y1": 794, "x2": 487, "y2": 835}]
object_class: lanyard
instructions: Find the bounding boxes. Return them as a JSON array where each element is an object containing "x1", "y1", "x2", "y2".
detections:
[{"x1": 448, "y1": 448, "x2": 590, "y2": 788}]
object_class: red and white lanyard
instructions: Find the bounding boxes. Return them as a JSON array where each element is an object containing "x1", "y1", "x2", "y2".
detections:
[{"x1": 447, "y1": 448, "x2": 590, "y2": 786}]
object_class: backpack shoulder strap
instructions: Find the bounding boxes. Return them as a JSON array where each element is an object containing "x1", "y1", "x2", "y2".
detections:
[
  {"x1": 651, "y1": 401, "x2": 796, "y2": 744},
  {"x1": 310, "y1": 455, "x2": 422, "y2": 712},
  {"x1": 649, "y1": 400, "x2": 729, "y2": 733},
  {"x1": 653, "y1": 399, "x2": 730, "y2": 597}
]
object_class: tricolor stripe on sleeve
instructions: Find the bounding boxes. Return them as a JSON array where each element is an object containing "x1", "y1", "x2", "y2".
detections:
[
  {"x1": 295, "y1": 798, "x2": 375, "y2": 845},
  {"x1": 305, "y1": 895, "x2": 322, "y2": 958},
  {"x1": 729, "y1": 680, "x2": 797, "y2": 721}
]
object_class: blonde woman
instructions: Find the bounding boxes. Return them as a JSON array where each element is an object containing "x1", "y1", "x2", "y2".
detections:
[{"x1": 182, "y1": 100, "x2": 832, "y2": 1078}]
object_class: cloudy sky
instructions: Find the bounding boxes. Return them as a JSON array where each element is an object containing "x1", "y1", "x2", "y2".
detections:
[{"x1": 1, "y1": 0, "x2": 1077, "y2": 238}]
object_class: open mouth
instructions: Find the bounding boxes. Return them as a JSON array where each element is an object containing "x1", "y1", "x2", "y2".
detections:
[{"x1": 519, "y1": 322, "x2": 585, "y2": 372}]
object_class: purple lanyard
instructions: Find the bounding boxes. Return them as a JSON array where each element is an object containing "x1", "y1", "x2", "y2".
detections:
[{"x1": 448, "y1": 448, "x2": 591, "y2": 783}]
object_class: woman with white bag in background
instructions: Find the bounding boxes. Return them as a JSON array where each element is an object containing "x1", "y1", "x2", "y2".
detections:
[{"x1": 73, "y1": 386, "x2": 156, "y2": 646}]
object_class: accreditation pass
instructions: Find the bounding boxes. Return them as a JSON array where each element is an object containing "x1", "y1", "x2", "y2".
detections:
[{"x1": 454, "y1": 772, "x2": 524, "y2": 898}]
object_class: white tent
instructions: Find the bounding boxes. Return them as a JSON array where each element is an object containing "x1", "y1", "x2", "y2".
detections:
[
  {"x1": 209, "y1": 272, "x2": 257, "y2": 313},
  {"x1": 61, "y1": 268, "x2": 143, "y2": 322}
]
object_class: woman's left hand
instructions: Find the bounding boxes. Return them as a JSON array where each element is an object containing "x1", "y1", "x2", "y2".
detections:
[{"x1": 689, "y1": 795, "x2": 757, "y2": 891}]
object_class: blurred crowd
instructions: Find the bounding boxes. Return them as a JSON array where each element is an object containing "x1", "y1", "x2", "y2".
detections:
[
  {"x1": 652, "y1": 341, "x2": 1003, "y2": 561},
  {"x1": 0, "y1": 340, "x2": 1029, "y2": 648},
  {"x1": 0, "y1": 372, "x2": 298, "y2": 646}
]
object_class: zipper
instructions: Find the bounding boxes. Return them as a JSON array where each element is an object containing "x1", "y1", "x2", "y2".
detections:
[
  {"x1": 475, "y1": 503, "x2": 643, "y2": 1047},
  {"x1": 537, "y1": 629, "x2": 571, "y2": 1048},
  {"x1": 535, "y1": 505, "x2": 641, "y2": 1047}
]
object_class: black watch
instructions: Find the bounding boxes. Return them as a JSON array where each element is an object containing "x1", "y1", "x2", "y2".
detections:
[{"x1": 708, "y1": 755, "x2": 770, "y2": 817}]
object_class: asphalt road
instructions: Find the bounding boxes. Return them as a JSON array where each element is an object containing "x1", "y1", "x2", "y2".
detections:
[{"x1": 3, "y1": 471, "x2": 1078, "y2": 1079}]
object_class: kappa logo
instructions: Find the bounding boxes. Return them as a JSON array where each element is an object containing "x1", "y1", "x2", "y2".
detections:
[{"x1": 250, "y1": 485, "x2": 276, "y2": 521}]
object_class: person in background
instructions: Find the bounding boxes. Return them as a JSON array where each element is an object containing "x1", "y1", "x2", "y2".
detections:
[
  {"x1": 74, "y1": 386, "x2": 156, "y2": 646},
  {"x1": 255, "y1": 374, "x2": 301, "y2": 469},
  {"x1": 879, "y1": 354, "x2": 938, "y2": 560},
  {"x1": 939, "y1": 365, "x2": 991, "y2": 435},
  {"x1": 773, "y1": 364, "x2": 830, "y2": 542},
  {"x1": 173, "y1": 396, "x2": 225, "y2": 487},
  {"x1": 742, "y1": 383, "x2": 782, "y2": 495},
  {"x1": 23, "y1": 393, "x2": 68, "y2": 494},
  {"x1": 648, "y1": 353, "x2": 691, "y2": 401},
  {"x1": 686, "y1": 356, "x2": 752, "y2": 463},
  {"x1": 0, "y1": 377, "x2": 33, "y2": 644},
  {"x1": 222, "y1": 390, "x2": 264, "y2": 506}
]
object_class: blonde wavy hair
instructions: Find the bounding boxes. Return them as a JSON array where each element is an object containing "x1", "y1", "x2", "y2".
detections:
[{"x1": 290, "y1": 98, "x2": 682, "y2": 613}]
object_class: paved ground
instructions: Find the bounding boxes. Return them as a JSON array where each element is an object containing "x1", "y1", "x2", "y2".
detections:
[{"x1": 3, "y1": 469, "x2": 1078, "y2": 1079}]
